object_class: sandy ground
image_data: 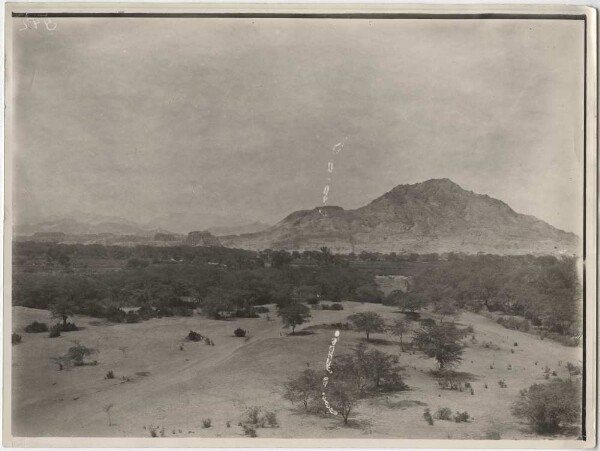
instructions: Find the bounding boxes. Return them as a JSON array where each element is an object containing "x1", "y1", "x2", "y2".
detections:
[{"x1": 11, "y1": 303, "x2": 582, "y2": 439}]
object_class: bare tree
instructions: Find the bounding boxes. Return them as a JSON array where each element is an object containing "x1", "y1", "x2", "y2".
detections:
[{"x1": 103, "y1": 403, "x2": 114, "y2": 427}]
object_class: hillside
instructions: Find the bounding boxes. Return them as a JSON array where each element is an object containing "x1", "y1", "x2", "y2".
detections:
[{"x1": 221, "y1": 179, "x2": 579, "y2": 255}]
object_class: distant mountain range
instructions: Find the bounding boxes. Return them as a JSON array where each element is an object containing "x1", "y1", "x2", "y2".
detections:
[
  {"x1": 220, "y1": 179, "x2": 579, "y2": 255},
  {"x1": 15, "y1": 214, "x2": 159, "y2": 237}
]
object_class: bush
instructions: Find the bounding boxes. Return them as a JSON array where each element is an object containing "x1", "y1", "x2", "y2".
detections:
[
  {"x1": 435, "y1": 407, "x2": 452, "y2": 420},
  {"x1": 187, "y1": 330, "x2": 204, "y2": 342},
  {"x1": 233, "y1": 308, "x2": 259, "y2": 318},
  {"x1": 67, "y1": 343, "x2": 96, "y2": 366},
  {"x1": 59, "y1": 322, "x2": 79, "y2": 332},
  {"x1": 202, "y1": 418, "x2": 212, "y2": 428},
  {"x1": 105, "y1": 370, "x2": 115, "y2": 379},
  {"x1": 512, "y1": 379, "x2": 581, "y2": 434},
  {"x1": 244, "y1": 406, "x2": 266, "y2": 428},
  {"x1": 484, "y1": 429, "x2": 501, "y2": 440},
  {"x1": 234, "y1": 328, "x2": 247, "y2": 338},
  {"x1": 49, "y1": 325, "x2": 61, "y2": 338},
  {"x1": 254, "y1": 306, "x2": 270, "y2": 313},
  {"x1": 566, "y1": 362, "x2": 581, "y2": 377},
  {"x1": 423, "y1": 408, "x2": 434, "y2": 425},
  {"x1": 264, "y1": 411, "x2": 278, "y2": 427},
  {"x1": 12, "y1": 333, "x2": 22, "y2": 345},
  {"x1": 242, "y1": 424, "x2": 257, "y2": 437},
  {"x1": 125, "y1": 311, "x2": 141, "y2": 323},
  {"x1": 497, "y1": 316, "x2": 530, "y2": 332},
  {"x1": 454, "y1": 411, "x2": 470, "y2": 423},
  {"x1": 24, "y1": 321, "x2": 49, "y2": 333},
  {"x1": 321, "y1": 303, "x2": 344, "y2": 311}
]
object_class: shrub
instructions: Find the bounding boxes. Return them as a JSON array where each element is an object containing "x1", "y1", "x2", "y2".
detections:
[
  {"x1": 12, "y1": 333, "x2": 22, "y2": 345},
  {"x1": 498, "y1": 379, "x2": 507, "y2": 388},
  {"x1": 484, "y1": 429, "x2": 502, "y2": 440},
  {"x1": 244, "y1": 406, "x2": 266, "y2": 428},
  {"x1": 423, "y1": 408, "x2": 434, "y2": 425},
  {"x1": 62, "y1": 342, "x2": 96, "y2": 366},
  {"x1": 59, "y1": 322, "x2": 79, "y2": 332},
  {"x1": 24, "y1": 321, "x2": 49, "y2": 333},
  {"x1": 454, "y1": 411, "x2": 470, "y2": 423},
  {"x1": 233, "y1": 308, "x2": 259, "y2": 318},
  {"x1": 497, "y1": 316, "x2": 530, "y2": 332},
  {"x1": 105, "y1": 370, "x2": 115, "y2": 379},
  {"x1": 125, "y1": 311, "x2": 141, "y2": 323},
  {"x1": 242, "y1": 424, "x2": 257, "y2": 437},
  {"x1": 264, "y1": 411, "x2": 278, "y2": 427},
  {"x1": 435, "y1": 407, "x2": 452, "y2": 420},
  {"x1": 512, "y1": 379, "x2": 581, "y2": 434},
  {"x1": 187, "y1": 330, "x2": 203, "y2": 342},
  {"x1": 234, "y1": 328, "x2": 247, "y2": 338},
  {"x1": 49, "y1": 325, "x2": 61, "y2": 338},
  {"x1": 254, "y1": 306, "x2": 270, "y2": 313},
  {"x1": 566, "y1": 362, "x2": 581, "y2": 377},
  {"x1": 202, "y1": 418, "x2": 212, "y2": 428},
  {"x1": 321, "y1": 303, "x2": 344, "y2": 311},
  {"x1": 436, "y1": 370, "x2": 470, "y2": 392}
]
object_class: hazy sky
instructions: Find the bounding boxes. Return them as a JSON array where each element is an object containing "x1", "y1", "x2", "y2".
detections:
[{"x1": 10, "y1": 17, "x2": 584, "y2": 234}]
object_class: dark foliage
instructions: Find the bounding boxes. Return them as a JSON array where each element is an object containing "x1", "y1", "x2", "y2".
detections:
[{"x1": 24, "y1": 321, "x2": 49, "y2": 333}]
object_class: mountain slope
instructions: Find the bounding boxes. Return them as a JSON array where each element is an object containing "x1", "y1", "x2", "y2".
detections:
[{"x1": 221, "y1": 179, "x2": 579, "y2": 255}]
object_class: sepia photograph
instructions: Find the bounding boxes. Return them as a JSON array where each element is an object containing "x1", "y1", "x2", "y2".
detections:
[{"x1": 3, "y1": 3, "x2": 597, "y2": 448}]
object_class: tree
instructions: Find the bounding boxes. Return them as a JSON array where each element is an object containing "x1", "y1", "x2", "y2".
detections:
[
  {"x1": 512, "y1": 379, "x2": 581, "y2": 434},
  {"x1": 364, "y1": 348, "x2": 401, "y2": 388},
  {"x1": 348, "y1": 311, "x2": 385, "y2": 341},
  {"x1": 327, "y1": 375, "x2": 361, "y2": 425},
  {"x1": 103, "y1": 403, "x2": 114, "y2": 427},
  {"x1": 277, "y1": 302, "x2": 311, "y2": 334},
  {"x1": 433, "y1": 299, "x2": 459, "y2": 323},
  {"x1": 412, "y1": 322, "x2": 467, "y2": 369},
  {"x1": 400, "y1": 294, "x2": 426, "y2": 313},
  {"x1": 283, "y1": 369, "x2": 321, "y2": 410},
  {"x1": 50, "y1": 298, "x2": 75, "y2": 328},
  {"x1": 390, "y1": 318, "x2": 409, "y2": 351}
]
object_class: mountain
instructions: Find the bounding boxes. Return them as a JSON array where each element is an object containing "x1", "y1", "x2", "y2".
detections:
[
  {"x1": 220, "y1": 179, "x2": 580, "y2": 255},
  {"x1": 207, "y1": 222, "x2": 271, "y2": 236}
]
